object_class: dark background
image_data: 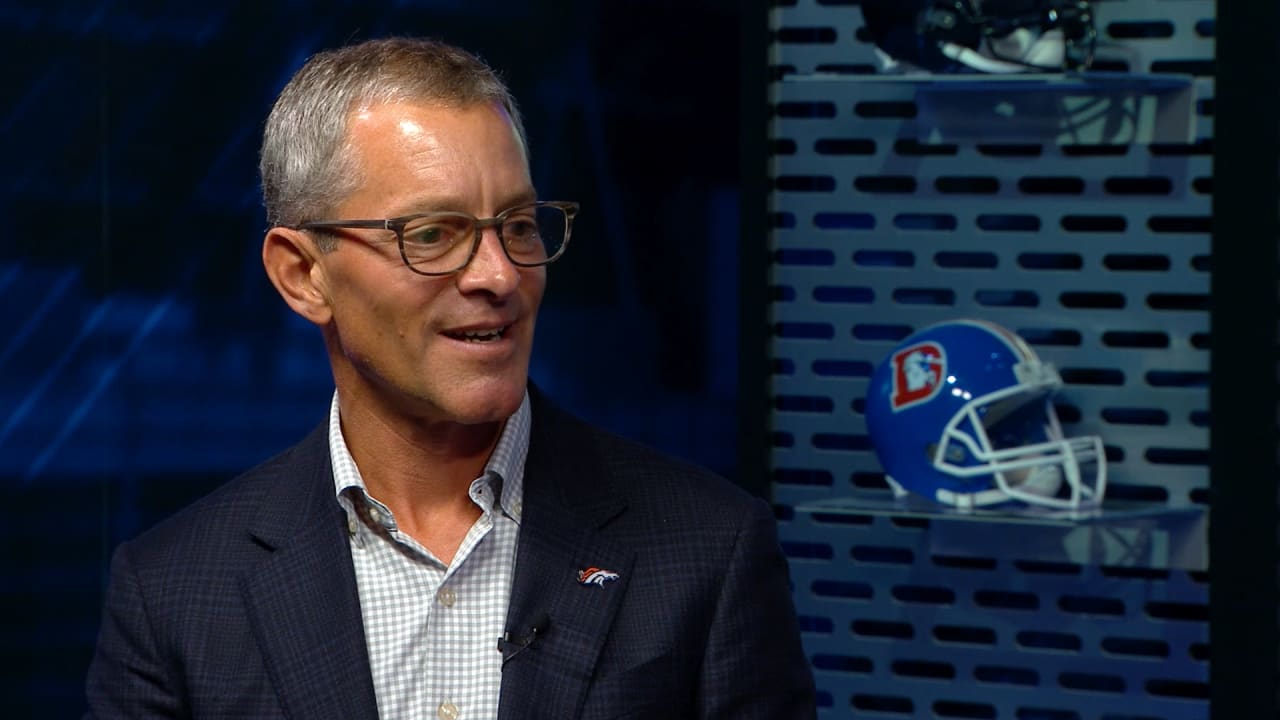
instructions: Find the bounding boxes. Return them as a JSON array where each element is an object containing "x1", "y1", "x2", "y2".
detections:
[{"x1": 0, "y1": 2, "x2": 753, "y2": 714}]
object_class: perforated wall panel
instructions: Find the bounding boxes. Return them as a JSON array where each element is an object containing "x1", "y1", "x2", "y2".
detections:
[{"x1": 767, "y1": 2, "x2": 1213, "y2": 718}]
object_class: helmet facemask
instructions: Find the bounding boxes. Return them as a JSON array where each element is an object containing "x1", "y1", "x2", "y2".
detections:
[{"x1": 925, "y1": 362, "x2": 1107, "y2": 510}]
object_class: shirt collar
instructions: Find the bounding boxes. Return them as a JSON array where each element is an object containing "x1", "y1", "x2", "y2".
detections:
[{"x1": 329, "y1": 390, "x2": 529, "y2": 526}]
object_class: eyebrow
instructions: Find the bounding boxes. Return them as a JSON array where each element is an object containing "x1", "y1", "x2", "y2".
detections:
[{"x1": 388, "y1": 189, "x2": 539, "y2": 218}]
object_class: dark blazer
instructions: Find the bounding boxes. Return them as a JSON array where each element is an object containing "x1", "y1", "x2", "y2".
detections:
[{"x1": 85, "y1": 390, "x2": 816, "y2": 719}]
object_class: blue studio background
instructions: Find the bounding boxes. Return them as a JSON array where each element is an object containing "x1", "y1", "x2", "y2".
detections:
[{"x1": 1, "y1": 3, "x2": 750, "y2": 714}]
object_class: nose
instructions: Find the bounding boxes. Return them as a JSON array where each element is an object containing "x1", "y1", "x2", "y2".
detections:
[{"x1": 455, "y1": 226, "x2": 520, "y2": 297}]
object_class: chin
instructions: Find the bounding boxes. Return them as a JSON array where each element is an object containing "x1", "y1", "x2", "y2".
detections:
[{"x1": 442, "y1": 376, "x2": 527, "y2": 425}]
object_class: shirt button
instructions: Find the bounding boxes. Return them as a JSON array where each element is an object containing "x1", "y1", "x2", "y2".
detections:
[
  {"x1": 347, "y1": 516, "x2": 358, "y2": 536},
  {"x1": 368, "y1": 507, "x2": 382, "y2": 524},
  {"x1": 438, "y1": 701, "x2": 460, "y2": 720},
  {"x1": 437, "y1": 586, "x2": 457, "y2": 607}
]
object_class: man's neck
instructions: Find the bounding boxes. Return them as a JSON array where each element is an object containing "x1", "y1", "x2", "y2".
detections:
[{"x1": 337, "y1": 392, "x2": 504, "y2": 562}]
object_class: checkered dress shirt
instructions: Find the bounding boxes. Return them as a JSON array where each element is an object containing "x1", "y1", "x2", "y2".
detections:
[{"x1": 328, "y1": 391, "x2": 528, "y2": 720}]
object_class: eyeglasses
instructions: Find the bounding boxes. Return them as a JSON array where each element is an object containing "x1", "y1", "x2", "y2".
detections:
[{"x1": 292, "y1": 201, "x2": 579, "y2": 276}]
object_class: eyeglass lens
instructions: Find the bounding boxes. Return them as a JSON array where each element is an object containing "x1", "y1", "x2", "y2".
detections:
[{"x1": 400, "y1": 205, "x2": 567, "y2": 272}]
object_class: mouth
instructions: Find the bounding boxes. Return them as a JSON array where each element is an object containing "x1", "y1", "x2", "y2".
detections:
[{"x1": 443, "y1": 325, "x2": 510, "y2": 344}]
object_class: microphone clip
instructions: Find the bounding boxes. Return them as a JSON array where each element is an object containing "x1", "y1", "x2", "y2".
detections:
[{"x1": 497, "y1": 612, "x2": 550, "y2": 665}]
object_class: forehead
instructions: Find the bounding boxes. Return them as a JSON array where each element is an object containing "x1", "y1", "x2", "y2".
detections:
[
  {"x1": 346, "y1": 100, "x2": 526, "y2": 159},
  {"x1": 340, "y1": 100, "x2": 532, "y2": 213}
]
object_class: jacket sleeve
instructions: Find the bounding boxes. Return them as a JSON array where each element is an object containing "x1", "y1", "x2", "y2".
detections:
[
  {"x1": 84, "y1": 543, "x2": 185, "y2": 719},
  {"x1": 696, "y1": 497, "x2": 817, "y2": 719}
]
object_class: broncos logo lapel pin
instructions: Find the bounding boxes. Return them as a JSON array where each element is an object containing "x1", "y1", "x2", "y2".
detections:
[{"x1": 577, "y1": 567, "x2": 620, "y2": 587}]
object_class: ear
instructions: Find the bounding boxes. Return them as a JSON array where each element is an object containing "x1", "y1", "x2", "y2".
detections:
[{"x1": 262, "y1": 227, "x2": 333, "y2": 326}]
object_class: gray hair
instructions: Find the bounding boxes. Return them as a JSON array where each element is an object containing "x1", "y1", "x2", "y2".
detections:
[{"x1": 259, "y1": 36, "x2": 526, "y2": 233}]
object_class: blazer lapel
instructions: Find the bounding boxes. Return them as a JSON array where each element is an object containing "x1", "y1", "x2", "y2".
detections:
[
  {"x1": 498, "y1": 393, "x2": 634, "y2": 720},
  {"x1": 239, "y1": 426, "x2": 380, "y2": 720}
]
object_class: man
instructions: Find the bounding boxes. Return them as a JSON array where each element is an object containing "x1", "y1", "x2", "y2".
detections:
[{"x1": 86, "y1": 37, "x2": 815, "y2": 719}]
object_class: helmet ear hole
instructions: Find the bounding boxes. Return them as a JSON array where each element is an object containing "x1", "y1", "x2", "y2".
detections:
[{"x1": 926, "y1": 441, "x2": 968, "y2": 466}]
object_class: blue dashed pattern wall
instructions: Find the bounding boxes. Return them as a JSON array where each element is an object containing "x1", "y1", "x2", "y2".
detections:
[{"x1": 767, "y1": 2, "x2": 1214, "y2": 718}]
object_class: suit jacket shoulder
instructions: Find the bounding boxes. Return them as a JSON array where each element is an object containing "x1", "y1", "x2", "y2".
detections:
[
  {"x1": 86, "y1": 423, "x2": 380, "y2": 720},
  {"x1": 118, "y1": 424, "x2": 329, "y2": 564}
]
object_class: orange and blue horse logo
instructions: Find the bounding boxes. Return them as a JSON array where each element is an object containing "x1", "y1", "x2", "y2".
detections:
[
  {"x1": 577, "y1": 567, "x2": 620, "y2": 587},
  {"x1": 890, "y1": 341, "x2": 946, "y2": 411}
]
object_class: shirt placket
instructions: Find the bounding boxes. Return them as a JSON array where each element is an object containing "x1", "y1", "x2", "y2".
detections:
[{"x1": 424, "y1": 510, "x2": 494, "y2": 720}]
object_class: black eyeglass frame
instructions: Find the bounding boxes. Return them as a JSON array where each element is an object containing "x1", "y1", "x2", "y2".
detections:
[{"x1": 291, "y1": 200, "x2": 579, "y2": 276}]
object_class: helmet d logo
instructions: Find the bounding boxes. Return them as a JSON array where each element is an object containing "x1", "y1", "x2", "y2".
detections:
[{"x1": 890, "y1": 342, "x2": 946, "y2": 411}]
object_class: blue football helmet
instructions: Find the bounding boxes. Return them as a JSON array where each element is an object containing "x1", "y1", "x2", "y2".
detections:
[{"x1": 865, "y1": 319, "x2": 1106, "y2": 510}]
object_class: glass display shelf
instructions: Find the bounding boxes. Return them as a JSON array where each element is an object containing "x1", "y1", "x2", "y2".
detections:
[
  {"x1": 782, "y1": 72, "x2": 1197, "y2": 145},
  {"x1": 791, "y1": 71, "x2": 1192, "y2": 91},
  {"x1": 796, "y1": 491, "x2": 1206, "y2": 571}
]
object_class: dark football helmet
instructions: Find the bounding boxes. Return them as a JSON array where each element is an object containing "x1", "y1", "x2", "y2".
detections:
[{"x1": 860, "y1": 0, "x2": 1097, "y2": 74}]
